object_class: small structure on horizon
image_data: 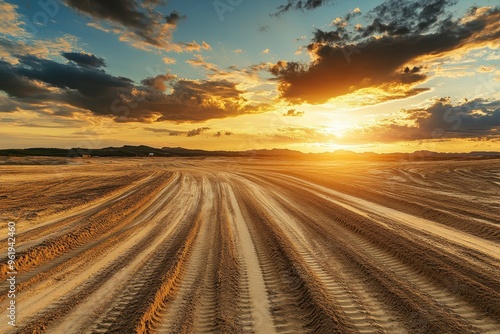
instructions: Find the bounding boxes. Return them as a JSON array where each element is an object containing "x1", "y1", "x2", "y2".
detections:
[
  {"x1": 148, "y1": 153, "x2": 155, "y2": 157},
  {"x1": 82, "y1": 154, "x2": 91, "y2": 158}
]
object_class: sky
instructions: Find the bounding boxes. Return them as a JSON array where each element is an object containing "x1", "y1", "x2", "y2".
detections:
[{"x1": 0, "y1": 0, "x2": 499, "y2": 153}]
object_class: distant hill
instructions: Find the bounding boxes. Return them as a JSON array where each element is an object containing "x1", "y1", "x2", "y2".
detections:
[{"x1": 0, "y1": 145, "x2": 499, "y2": 161}]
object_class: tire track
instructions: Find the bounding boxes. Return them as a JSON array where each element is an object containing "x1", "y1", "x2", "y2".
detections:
[
  {"x1": 2, "y1": 173, "x2": 188, "y2": 333},
  {"x1": 234, "y1": 179, "x2": 357, "y2": 333},
  {"x1": 0, "y1": 172, "x2": 168, "y2": 280},
  {"x1": 92, "y1": 174, "x2": 203, "y2": 333},
  {"x1": 224, "y1": 182, "x2": 276, "y2": 334},
  {"x1": 247, "y1": 171, "x2": 500, "y2": 333},
  {"x1": 234, "y1": 175, "x2": 393, "y2": 333}
]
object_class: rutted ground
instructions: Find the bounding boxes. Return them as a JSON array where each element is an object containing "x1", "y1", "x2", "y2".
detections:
[{"x1": 0, "y1": 157, "x2": 498, "y2": 333}]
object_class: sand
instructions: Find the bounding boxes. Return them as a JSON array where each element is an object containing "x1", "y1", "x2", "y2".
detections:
[{"x1": 0, "y1": 157, "x2": 498, "y2": 333}]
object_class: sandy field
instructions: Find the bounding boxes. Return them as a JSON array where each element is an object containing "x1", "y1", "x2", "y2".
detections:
[{"x1": 0, "y1": 157, "x2": 499, "y2": 333}]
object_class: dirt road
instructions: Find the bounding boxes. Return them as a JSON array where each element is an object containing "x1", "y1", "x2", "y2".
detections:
[{"x1": 0, "y1": 157, "x2": 498, "y2": 333}]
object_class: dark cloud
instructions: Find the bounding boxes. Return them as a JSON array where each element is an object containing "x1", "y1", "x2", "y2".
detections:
[
  {"x1": 0, "y1": 55, "x2": 265, "y2": 123},
  {"x1": 165, "y1": 11, "x2": 186, "y2": 25},
  {"x1": 114, "y1": 78, "x2": 261, "y2": 122},
  {"x1": 270, "y1": 5, "x2": 500, "y2": 104},
  {"x1": 272, "y1": 0, "x2": 331, "y2": 16},
  {"x1": 324, "y1": 8, "x2": 361, "y2": 42},
  {"x1": 65, "y1": 0, "x2": 197, "y2": 52},
  {"x1": 283, "y1": 109, "x2": 304, "y2": 117},
  {"x1": 65, "y1": 0, "x2": 149, "y2": 30},
  {"x1": 15, "y1": 56, "x2": 133, "y2": 97},
  {"x1": 62, "y1": 52, "x2": 106, "y2": 68},
  {"x1": 144, "y1": 127, "x2": 190, "y2": 136},
  {"x1": 313, "y1": 29, "x2": 342, "y2": 44},
  {"x1": 214, "y1": 130, "x2": 233, "y2": 137},
  {"x1": 186, "y1": 127, "x2": 210, "y2": 137},
  {"x1": 141, "y1": 73, "x2": 177, "y2": 91},
  {"x1": 408, "y1": 98, "x2": 500, "y2": 138},
  {"x1": 0, "y1": 96, "x2": 18, "y2": 113},
  {"x1": 360, "y1": 0, "x2": 455, "y2": 38},
  {"x1": 400, "y1": 66, "x2": 426, "y2": 84},
  {"x1": 0, "y1": 60, "x2": 51, "y2": 98},
  {"x1": 145, "y1": 127, "x2": 228, "y2": 138},
  {"x1": 345, "y1": 98, "x2": 500, "y2": 143}
]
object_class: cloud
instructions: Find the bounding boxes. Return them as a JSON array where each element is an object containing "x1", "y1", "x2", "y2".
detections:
[
  {"x1": 270, "y1": 5, "x2": 500, "y2": 104},
  {"x1": 477, "y1": 65, "x2": 495, "y2": 73},
  {"x1": 186, "y1": 127, "x2": 210, "y2": 137},
  {"x1": 62, "y1": 52, "x2": 106, "y2": 68},
  {"x1": 0, "y1": 1, "x2": 29, "y2": 37},
  {"x1": 165, "y1": 11, "x2": 186, "y2": 25},
  {"x1": 173, "y1": 41, "x2": 211, "y2": 53},
  {"x1": 186, "y1": 54, "x2": 219, "y2": 72},
  {"x1": 184, "y1": 56, "x2": 273, "y2": 96},
  {"x1": 272, "y1": 0, "x2": 331, "y2": 16},
  {"x1": 0, "y1": 2, "x2": 80, "y2": 64},
  {"x1": 0, "y1": 60, "x2": 52, "y2": 98},
  {"x1": 141, "y1": 73, "x2": 177, "y2": 91},
  {"x1": 162, "y1": 56, "x2": 176, "y2": 64},
  {"x1": 65, "y1": 0, "x2": 204, "y2": 53},
  {"x1": 344, "y1": 98, "x2": 500, "y2": 143},
  {"x1": 201, "y1": 41, "x2": 212, "y2": 51},
  {"x1": 359, "y1": 0, "x2": 455, "y2": 38},
  {"x1": 313, "y1": 29, "x2": 342, "y2": 43},
  {"x1": 0, "y1": 55, "x2": 268, "y2": 123},
  {"x1": 232, "y1": 49, "x2": 244, "y2": 54},
  {"x1": 214, "y1": 130, "x2": 233, "y2": 137},
  {"x1": 144, "y1": 127, "x2": 184, "y2": 136},
  {"x1": 144, "y1": 127, "x2": 209, "y2": 137},
  {"x1": 146, "y1": 126, "x2": 231, "y2": 138},
  {"x1": 407, "y1": 98, "x2": 500, "y2": 138},
  {"x1": 14, "y1": 56, "x2": 133, "y2": 97},
  {"x1": 283, "y1": 109, "x2": 304, "y2": 117},
  {"x1": 0, "y1": 34, "x2": 80, "y2": 65},
  {"x1": 262, "y1": 49, "x2": 270, "y2": 54},
  {"x1": 65, "y1": 0, "x2": 150, "y2": 29},
  {"x1": 329, "y1": 7, "x2": 362, "y2": 34},
  {"x1": 0, "y1": 95, "x2": 18, "y2": 113}
]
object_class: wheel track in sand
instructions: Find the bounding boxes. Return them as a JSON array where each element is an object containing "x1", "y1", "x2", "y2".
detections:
[
  {"x1": 0, "y1": 173, "x2": 181, "y2": 307},
  {"x1": 245, "y1": 171, "x2": 500, "y2": 333},
  {"x1": 0, "y1": 172, "x2": 169, "y2": 280},
  {"x1": 7, "y1": 173, "x2": 191, "y2": 333},
  {"x1": 91, "y1": 174, "x2": 204, "y2": 333},
  {"x1": 235, "y1": 179, "x2": 358, "y2": 333},
  {"x1": 234, "y1": 174, "x2": 398, "y2": 333}
]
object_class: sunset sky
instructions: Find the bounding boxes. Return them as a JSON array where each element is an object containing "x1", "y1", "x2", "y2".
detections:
[{"x1": 1, "y1": 0, "x2": 499, "y2": 153}]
